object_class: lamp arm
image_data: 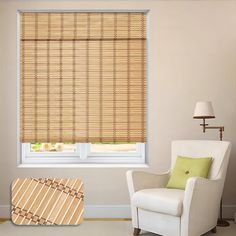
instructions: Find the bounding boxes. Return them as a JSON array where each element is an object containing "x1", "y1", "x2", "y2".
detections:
[
  {"x1": 205, "y1": 126, "x2": 224, "y2": 141},
  {"x1": 200, "y1": 119, "x2": 224, "y2": 141}
]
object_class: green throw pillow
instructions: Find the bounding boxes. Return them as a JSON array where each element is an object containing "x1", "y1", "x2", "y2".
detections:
[{"x1": 166, "y1": 156, "x2": 213, "y2": 190}]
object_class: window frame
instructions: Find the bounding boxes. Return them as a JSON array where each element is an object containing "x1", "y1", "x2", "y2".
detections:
[
  {"x1": 21, "y1": 143, "x2": 145, "y2": 164},
  {"x1": 17, "y1": 9, "x2": 149, "y2": 166}
]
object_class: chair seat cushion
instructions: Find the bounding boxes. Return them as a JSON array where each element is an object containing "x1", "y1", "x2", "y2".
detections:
[{"x1": 132, "y1": 188, "x2": 184, "y2": 217}]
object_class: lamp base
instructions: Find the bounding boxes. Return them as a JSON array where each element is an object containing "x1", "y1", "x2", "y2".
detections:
[{"x1": 217, "y1": 219, "x2": 230, "y2": 227}]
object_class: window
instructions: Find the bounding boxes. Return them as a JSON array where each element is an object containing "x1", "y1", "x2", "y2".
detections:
[
  {"x1": 19, "y1": 11, "x2": 147, "y2": 165},
  {"x1": 21, "y1": 143, "x2": 145, "y2": 164}
]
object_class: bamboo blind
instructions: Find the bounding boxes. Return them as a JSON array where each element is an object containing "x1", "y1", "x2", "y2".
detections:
[
  {"x1": 12, "y1": 178, "x2": 84, "y2": 225},
  {"x1": 20, "y1": 12, "x2": 147, "y2": 143}
]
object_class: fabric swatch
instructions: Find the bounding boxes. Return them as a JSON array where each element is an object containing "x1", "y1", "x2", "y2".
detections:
[{"x1": 11, "y1": 178, "x2": 84, "y2": 225}]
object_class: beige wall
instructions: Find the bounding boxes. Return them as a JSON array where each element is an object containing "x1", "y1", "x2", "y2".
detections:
[{"x1": 0, "y1": 0, "x2": 236, "y2": 216}]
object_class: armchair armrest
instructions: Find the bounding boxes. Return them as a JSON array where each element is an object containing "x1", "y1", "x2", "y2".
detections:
[
  {"x1": 126, "y1": 170, "x2": 170, "y2": 197},
  {"x1": 181, "y1": 177, "x2": 223, "y2": 236},
  {"x1": 184, "y1": 177, "x2": 223, "y2": 211}
]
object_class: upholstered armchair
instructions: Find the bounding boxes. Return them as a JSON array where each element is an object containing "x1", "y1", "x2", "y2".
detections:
[{"x1": 127, "y1": 140, "x2": 231, "y2": 236}]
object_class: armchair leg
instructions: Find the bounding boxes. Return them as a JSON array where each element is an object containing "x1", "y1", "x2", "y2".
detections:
[
  {"x1": 211, "y1": 226, "x2": 217, "y2": 233},
  {"x1": 133, "y1": 228, "x2": 141, "y2": 236}
]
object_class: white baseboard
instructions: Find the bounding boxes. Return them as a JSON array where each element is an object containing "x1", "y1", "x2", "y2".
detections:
[
  {"x1": 222, "y1": 205, "x2": 236, "y2": 219},
  {"x1": 84, "y1": 205, "x2": 131, "y2": 218},
  {"x1": 0, "y1": 205, "x2": 10, "y2": 218},
  {"x1": 0, "y1": 204, "x2": 131, "y2": 219},
  {"x1": 0, "y1": 204, "x2": 235, "y2": 219}
]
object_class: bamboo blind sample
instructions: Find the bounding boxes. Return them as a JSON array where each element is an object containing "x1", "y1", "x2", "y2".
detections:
[
  {"x1": 11, "y1": 178, "x2": 84, "y2": 225},
  {"x1": 20, "y1": 12, "x2": 147, "y2": 143}
]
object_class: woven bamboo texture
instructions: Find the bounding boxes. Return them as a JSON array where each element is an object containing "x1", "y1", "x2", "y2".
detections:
[
  {"x1": 20, "y1": 12, "x2": 147, "y2": 143},
  {"x1": 11, "y1": 178, "x2": 84, "y2": 225}
]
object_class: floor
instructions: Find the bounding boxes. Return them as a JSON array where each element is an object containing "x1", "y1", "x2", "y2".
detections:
[{"x1": 0, "y1": 220, "x2": 235, "y2": 236}]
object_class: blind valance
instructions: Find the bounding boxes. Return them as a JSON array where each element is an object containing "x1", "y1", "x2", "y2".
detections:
[{"x1": 20, "y1": 12, "x2": 147, "y2": 143}]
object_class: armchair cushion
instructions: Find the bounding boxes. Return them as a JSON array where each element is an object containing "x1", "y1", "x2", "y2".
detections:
[
  {"x1": 166, "y1": 156, "x2": 213, "y2": 189},
  {"x1": 132, "y1": 188, "x2": 184, "y2": 216}
]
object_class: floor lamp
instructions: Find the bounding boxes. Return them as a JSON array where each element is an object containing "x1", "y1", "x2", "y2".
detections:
[{"x1": 193, "y1": 101, "x2": 229, "y2": 227}]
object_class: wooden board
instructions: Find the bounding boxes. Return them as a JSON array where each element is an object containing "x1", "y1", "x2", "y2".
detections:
[{"x1": 11, "y1": 178, "x2": 84, "y2": 225}]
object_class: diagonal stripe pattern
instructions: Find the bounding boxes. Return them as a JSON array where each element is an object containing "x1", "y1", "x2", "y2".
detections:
[{"x1": 11, "y1": 178, "x2": 84, "y2": 225}]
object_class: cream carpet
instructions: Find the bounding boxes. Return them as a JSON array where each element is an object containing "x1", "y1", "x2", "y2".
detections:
[{"x1": 0, "y1": 220, "x2": 235, "y2": 236}]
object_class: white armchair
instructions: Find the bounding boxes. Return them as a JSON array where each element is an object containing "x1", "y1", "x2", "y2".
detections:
[{"x1": 127, "y1": 140, "x2": 231, "y2": 236}]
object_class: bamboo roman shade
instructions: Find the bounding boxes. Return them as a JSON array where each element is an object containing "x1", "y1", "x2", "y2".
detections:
[{"x1": 20, "y1": 12, "x2": 146, "y2": 143}]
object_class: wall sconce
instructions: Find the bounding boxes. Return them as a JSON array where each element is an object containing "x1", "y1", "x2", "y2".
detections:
[{"x1": 193, "y1": 101, "x2": 224, "y2": 141}]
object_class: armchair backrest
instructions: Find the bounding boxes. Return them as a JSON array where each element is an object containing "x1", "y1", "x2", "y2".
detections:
[{"x1": 171, "y1": 140, "x2": 231, "y2": 179}]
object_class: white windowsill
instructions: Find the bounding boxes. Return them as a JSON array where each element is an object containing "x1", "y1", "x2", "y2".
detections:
[
  {"x1": 17, "y1": 163, "x2": 149, "y2": 168},
  {"x1": 20, "y1": 143, "x2": 146, "y2": 166}
]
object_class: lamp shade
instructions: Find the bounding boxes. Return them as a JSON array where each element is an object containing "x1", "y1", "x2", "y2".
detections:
[{"x1": 193, "y1": 101, "x2": 215, "y2": 119}]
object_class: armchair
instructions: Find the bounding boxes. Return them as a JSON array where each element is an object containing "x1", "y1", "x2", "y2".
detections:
[{"x1": 127, "y1": 140, "x2": 231, "y2": 236}]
